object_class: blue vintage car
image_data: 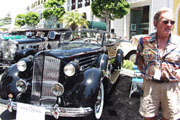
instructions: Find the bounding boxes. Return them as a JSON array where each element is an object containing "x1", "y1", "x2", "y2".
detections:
[{"x1": 0, "y1": 29, "x2": 123, "y2": 119}]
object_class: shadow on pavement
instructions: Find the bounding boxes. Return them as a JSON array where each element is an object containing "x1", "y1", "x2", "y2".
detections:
[{"x1": 0, "y1": 110, "x2": 16, "y2": 120}]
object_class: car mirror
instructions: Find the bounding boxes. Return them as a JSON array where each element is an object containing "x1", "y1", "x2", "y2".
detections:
[
  {"x1": 64, "y1": 32, "x2": 72, "y2": 40},
  {"x1": 26, "y1": 32, "x2": 32, "y2": 37},
  {"x1": 44, "y1": 37, "x2": 48, "y2": 41},
  {"x1": 48, "y1": 31, "x2": 56, "y2": 39}
]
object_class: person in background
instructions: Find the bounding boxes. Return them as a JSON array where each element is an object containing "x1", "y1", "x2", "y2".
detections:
[{"x1": 135, "y1": 7, "x2": 180, "y2": 120}]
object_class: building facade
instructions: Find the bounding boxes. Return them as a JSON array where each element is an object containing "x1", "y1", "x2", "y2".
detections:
[
  {"x1": 25, "y1": 0, "x2": 180, "y2": 38},
  {"x1": 28, "y1": 0, "x2": 104, "y2": 29},
  {"x1": 112, "y1": 0, "x2": 180, "y2": 38}
]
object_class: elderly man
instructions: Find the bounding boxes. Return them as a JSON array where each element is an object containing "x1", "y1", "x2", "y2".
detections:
[{"x1": 136, "y1": 7, "x2": 180, "y2": 120}]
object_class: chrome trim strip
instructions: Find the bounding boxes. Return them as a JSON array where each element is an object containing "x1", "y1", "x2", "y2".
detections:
[{"x1": 0, "y1": 99, "x2": 93, "y2": 118}]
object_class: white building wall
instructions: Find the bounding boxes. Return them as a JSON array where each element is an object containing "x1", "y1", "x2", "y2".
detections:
[
  {"x1": 72, "y1": 6, "x2": 101, "y2": 22},
  {"x1": 68, "y1": 0, "x2": 102, "y2": 23},
  {"x1": 30, "y1": 4, "x2": 45, "y2": 28},
  {"x1": 150, "y1": 0, "x2": 171, "y2": 32},
  {"x1": 112, "y1": 0, "x2": 172, "y2": 39}
]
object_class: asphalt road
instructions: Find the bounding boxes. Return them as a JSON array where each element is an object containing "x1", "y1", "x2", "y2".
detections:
[{"x1": 0, "y1": 75, "x2": 143, "y2": 120}]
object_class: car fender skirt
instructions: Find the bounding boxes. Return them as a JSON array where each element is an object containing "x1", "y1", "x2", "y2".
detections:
[{"x1": 0, "y1": 64, "x2": 23, "y2": 99}]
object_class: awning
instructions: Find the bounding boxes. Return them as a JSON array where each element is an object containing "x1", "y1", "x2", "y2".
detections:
[{"x1": 88, "y1": 21, "x2": 106, "y2": 31}]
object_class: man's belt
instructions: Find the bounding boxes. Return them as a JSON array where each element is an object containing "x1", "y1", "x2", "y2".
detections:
[{"x1": 152, "y1": 77, "x2": 169, "y2": 83}]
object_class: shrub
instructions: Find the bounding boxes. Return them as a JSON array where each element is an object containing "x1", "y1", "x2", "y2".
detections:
[{"x1": 122, "y1": 60, "x2": 134, "y2": 70}]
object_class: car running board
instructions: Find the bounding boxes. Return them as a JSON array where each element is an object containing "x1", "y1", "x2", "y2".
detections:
[{"x1": 110, "y1": 69, "x2": 121, "y2": 84}]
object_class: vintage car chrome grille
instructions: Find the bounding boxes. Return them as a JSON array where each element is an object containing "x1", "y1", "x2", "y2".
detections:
[
  {"x1": 78, "y1": 54, "x2": 99, "y2": 70},
  {"x1": 31, "y1": 55, "x2": 60, "y2": 105}
]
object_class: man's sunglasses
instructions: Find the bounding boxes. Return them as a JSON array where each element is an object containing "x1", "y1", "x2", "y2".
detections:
[{"x1": 162, "y1": 20, "x2": 175, "y2": 25}]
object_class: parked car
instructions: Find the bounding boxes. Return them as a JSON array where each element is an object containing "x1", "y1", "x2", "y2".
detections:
[
  {"x1": 118, "y1": 39, "x2": 137, "y2": 63},
  {"x1": 118, "y1": 34, "x2": 147, "y2": 63},
  {"x1": 0, "y1": 29, "x2": 26, "y2": 40},
  {"x1": 0, "y1": 29, "x2": 123, "y2": 120},
  {"x1": 0, "y1": 28, "x2": 68, "y2": 73}
]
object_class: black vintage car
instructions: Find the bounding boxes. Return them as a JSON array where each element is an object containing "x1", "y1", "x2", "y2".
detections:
[
  {"x1": 0, "y1": 28, "x2": 67, "y2": 73},
  {"x1": 0, "y1": 29, "x2": 123, "y2": 119}
]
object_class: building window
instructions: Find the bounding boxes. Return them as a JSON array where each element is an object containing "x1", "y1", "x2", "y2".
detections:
[
  {"x1": 78, "y1": 0, "x2": 82, "y2": 8},
  {"x1": 38, "y1": 0, "x2": 41, "y2": 5},
  {"x1": 35, "y1": 1, "x2": 38, "y2": 7},
  {"x1": 83, "y1": 12, "x2": 87, "y2": 19},
  {"x1": 57, "y1": 24, "x2": 60, "y2": 28},
  {"x1": 41, "y1": 0, "x2": 44, "y2": 4},
  {"x1": 67, "y1": 0, "x2": 71, "y2": 11},
  {"x1": 72, "y1": 0, "x2": 76, "y2": 10},
  {"x1": 40, "y1": 13, "x2": 42, "y2": 19},
  {"x1": 85, "y1": 0, "x2": 90, "y2": 6},
  {"x1": 130, "y1": 6, "x2": 149, "y2": 38}
]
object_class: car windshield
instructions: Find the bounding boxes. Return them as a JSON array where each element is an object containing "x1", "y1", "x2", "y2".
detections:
[{"x1": 57, "y1": 30, "x2": 104, "y2": 49}]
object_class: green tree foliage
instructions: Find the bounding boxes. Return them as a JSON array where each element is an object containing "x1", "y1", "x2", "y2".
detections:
[
  {"x1": 59, "y1": 12, "x2": 89, "y2": 31},
  {"x1": 91, "y1": 0, "x2": 130, "y2": 32},
  {"x1": 0, "y1": 16, "x2": 11, "y2": 25},
  {"x1": 25, "y1": 12, "x2": 40, "y2": 27},
  {"x1": 15, "y1": 14, "x2": 26, "y2": 27},
  {"x1": 0, "y1": 22, "x2": 3, "y2": 26},
  {"x1": 43, "y1": 0, "x2": 66, "y2": 22}
]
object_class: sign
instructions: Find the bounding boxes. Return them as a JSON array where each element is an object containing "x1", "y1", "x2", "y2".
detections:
[{"x1": 16, "y1": 103, "x2": 45, "y2": 120}]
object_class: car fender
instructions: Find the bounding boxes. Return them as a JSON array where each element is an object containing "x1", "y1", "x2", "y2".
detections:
[
  {"x1": 97, "y1": 54, "x2": 108, "y2": 71},
  {"x1": 124, "y1": 50, "x2": 136, "y2": 59},
  {"x1": 70, "y1": 68, "x2": 103, "y2": 107},
  {"x1": 114, "y1": 49, "x2": 123, "y2": 69},
  {"x1": 14, "y1": 48, "x2": 37, "y2": 62},
  {"x1": 0, "y1": 64, "x2": 21, "y2": 99},
  {"x1": 0, "y1": 57, "x2": 33, "y2": 99}
]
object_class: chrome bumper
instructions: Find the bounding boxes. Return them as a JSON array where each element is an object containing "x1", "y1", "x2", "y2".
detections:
[{"x1": 0, "y1": 99, "x2": 93, "y2": 119}]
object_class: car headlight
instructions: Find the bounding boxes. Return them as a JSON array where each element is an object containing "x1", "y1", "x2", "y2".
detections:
[
  {"x1": 17, "y1": 60, "x2": 27, "y2": 72},
  {"x1": 64, "y1": 63, "x2": 76, "y2": 77},
  {"x1": 51, "y1": 83, "x2": 64, "y2": 96},
  {"x1": 9, "y1": 48, "x2": 16, "y2": 54},
  {"x1": 3, "y1": 52, "x2": 9, "y2": 59},
  {"x1": 16, "y1": 79, "x2": 27, "y2": 93},
  {"x1": 9, "y1": 44, "x2": 17, "y2": 54}
]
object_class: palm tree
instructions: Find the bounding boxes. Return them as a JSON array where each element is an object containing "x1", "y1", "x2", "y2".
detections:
[{"x1": 60, "y1": 12, "x2": 89, "y2": 31}]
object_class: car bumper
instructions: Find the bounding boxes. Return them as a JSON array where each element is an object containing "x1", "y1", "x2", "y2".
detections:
[{"x1": 0, "y1": 98, "x2": 93, "y2": 119}]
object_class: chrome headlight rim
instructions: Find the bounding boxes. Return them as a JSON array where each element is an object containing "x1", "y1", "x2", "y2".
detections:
[
  {"x1": 16, "y1": 79, "x2": 27, "y2": 93},
  {"x1": 64, "y1": 63, "x2": 76, "y2": 77},
  {"x1": 51, "y1": 83, "x2": 64, "y2": 96},
  {"x1": 3, "y1": 52, "x2": 9, "y2": 59},
  {"x1": 9, "y1": 43, "x2": 17, "y2": 54},
  {"x1": 9, "y1": 47, "x2": 17, "y2": 54},
  {"x1": 17, "y1": 60, "x2": 27, "y2": 72}
]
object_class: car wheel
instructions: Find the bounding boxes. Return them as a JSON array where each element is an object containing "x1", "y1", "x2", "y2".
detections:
[
  {"x1": 94, "y1": 82, "x2": 104, "y2": 119},
  {"x1": 127, "y1": 52, "x2": 136, "y2": 63}
]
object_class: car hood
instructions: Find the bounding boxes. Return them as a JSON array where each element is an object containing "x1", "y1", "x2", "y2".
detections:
[{"x1": 38, "y1": 47, "x2": 103, "y2": 59}]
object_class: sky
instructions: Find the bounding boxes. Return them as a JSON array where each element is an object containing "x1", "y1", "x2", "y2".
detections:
[{"x1": 0, "y1": 0, "x2": 30, "y2": 19}]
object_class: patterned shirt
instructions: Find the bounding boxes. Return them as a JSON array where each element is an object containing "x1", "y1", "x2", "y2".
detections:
[{"x1": 135, "y1": 32, "x2": 180, "y2": 82}]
